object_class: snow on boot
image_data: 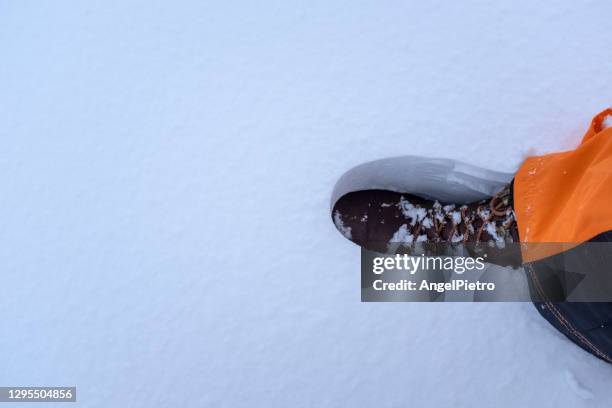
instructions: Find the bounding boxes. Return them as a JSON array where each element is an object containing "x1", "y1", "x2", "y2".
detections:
[
  {"x1": 329, "y1": 109, "x2": 612, "y2": 364},
  {"x1": 332, "y1": 184, "x2": 520, "y2": 265}
]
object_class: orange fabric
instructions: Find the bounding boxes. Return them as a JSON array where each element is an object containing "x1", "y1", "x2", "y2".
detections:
[{"x1": 515, "y1": 108, "x2": 612, "y2": 262}]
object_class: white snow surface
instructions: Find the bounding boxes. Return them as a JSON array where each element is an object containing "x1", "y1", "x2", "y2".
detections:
[{"x1": 1, "y1": 1, "x2": 612, "y2": 407}]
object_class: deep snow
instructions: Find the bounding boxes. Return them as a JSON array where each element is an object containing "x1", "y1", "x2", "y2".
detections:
[{"x1": 1, "y1": 1, "x2": 612, "y2": 407}]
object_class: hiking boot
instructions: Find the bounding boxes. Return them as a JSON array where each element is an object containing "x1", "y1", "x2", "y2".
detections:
[{"x1": 332, "y1": 183, "x2": 521, "y2": 265}]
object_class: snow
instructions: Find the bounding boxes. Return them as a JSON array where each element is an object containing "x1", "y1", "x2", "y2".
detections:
[
  {"x1": 415, "y1": 234, "x2": 428, "y2": 243},
  {"x1": 451, "y1": 210, "x2": 462, "y2": 225},
  {"x1": 1, "y1": 1, "x2": 612, "y2": 407},
  {"x1": 565, "y1": 369, "x2": 595, "y2": 400},
  {"x1": 603, "y1": 114, "x2": 612, "y2": 130},
  {"x1": 333, "y1": 211, "x2": 352, "y2": 239},
  {"x1": 399, "y1": 196, "x2": 427, "y2": 225},
  {"x1": 479, "y1": 207, "x2": 492, "y2": 220},
  {"x1": 451, "y1": 233, "x2": 465, "y2": 243},
  {"x1": 389, "y1": 224, "x2": 414, "y2": 244},
  {"x1": 485, "y1": 222, "x2": 505, "y2": 247}
]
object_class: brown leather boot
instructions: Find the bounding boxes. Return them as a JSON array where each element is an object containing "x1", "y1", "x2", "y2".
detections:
[{"x1": 332, "y1": 184, "x2": 520, "y2": 265}]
